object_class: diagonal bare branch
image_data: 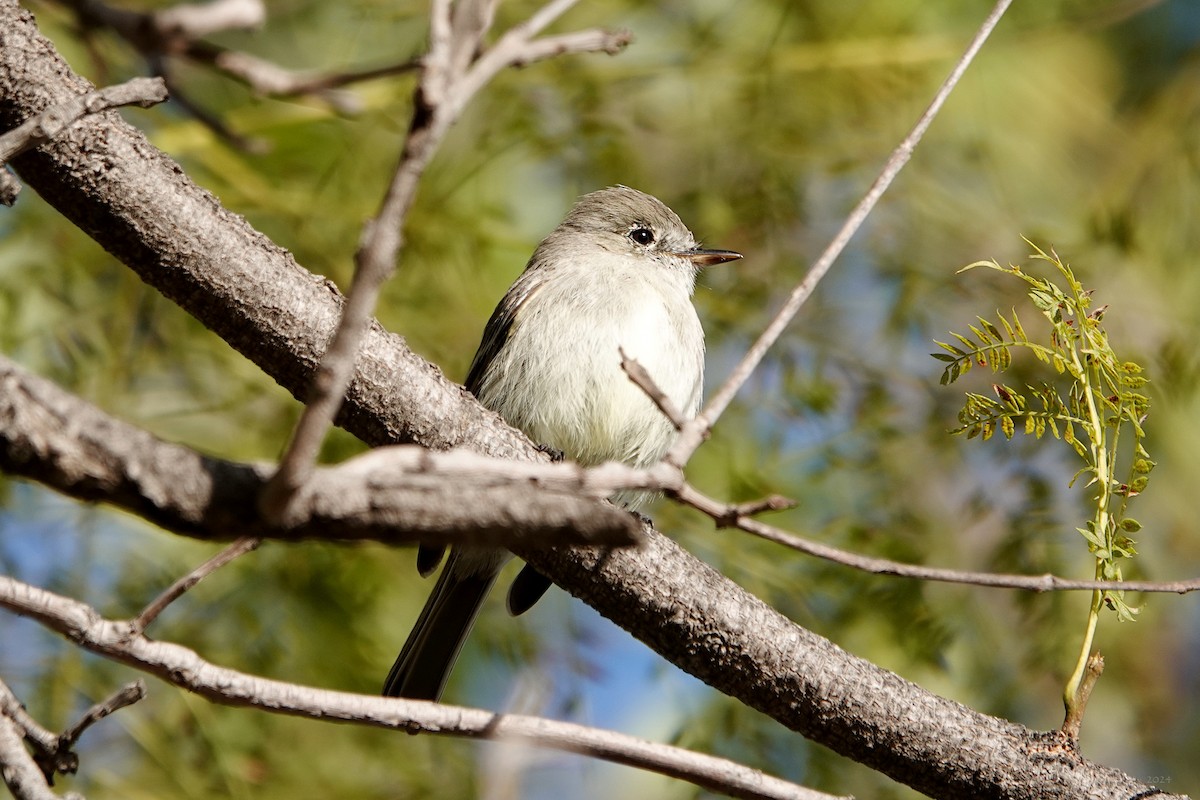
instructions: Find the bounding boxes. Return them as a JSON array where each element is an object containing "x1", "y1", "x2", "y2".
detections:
[
  {"x1": 261, "y1": 0, "x2": 630, "y2": 518},
  {"x1": 131, "y1": 539, "x2": 262, "y2": 632},
  {"x1": 666, "y1": 0, "x2": 1016, "y2": 466},
  {"x1": 0, "y1": 714, "x2": 63, "y2": 800}
]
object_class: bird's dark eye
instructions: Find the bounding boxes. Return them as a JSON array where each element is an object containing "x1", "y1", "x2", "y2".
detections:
[{"x1": 629, "y1": 227, "x2": 655, "y2": 246}]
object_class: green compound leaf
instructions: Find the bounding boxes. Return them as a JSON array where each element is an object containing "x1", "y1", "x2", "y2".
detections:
[{"x1": 935, "y1": 244, "x2": 1154, "y2": 713}]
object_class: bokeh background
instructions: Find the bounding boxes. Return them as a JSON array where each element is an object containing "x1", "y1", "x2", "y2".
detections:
[{"x1": 2, "y1": 0, "x2": 1199, "y2": 797}]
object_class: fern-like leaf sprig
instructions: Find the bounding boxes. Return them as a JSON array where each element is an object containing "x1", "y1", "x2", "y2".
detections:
[{"x1": 934, "y1": 241, "x2": 1153, "y2": 731}]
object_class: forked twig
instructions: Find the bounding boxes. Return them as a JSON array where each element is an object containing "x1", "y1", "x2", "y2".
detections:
[
  {"x1": 58, "y1": 682, "x2": 147, "y2": 750},
  {"x1": 0, "y1": 76, "x2": 168, "y2": 205}
]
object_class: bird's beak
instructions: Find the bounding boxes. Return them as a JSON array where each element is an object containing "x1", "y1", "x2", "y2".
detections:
[{"x1": 678, "y1": 247, "x2": 742, "y2": 267}]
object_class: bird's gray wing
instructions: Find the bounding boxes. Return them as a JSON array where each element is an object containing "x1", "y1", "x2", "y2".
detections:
[
  {"x1": 417, "y1": 273, "x2": 546, "y2": 576},
  {"x1": 465, "y1": 272, "x2": 544, "y2": 396}
]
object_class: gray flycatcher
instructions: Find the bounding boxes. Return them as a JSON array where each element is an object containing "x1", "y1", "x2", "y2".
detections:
[{"x1": 382, "y1": 185, "x2": 741, "y2": 701}]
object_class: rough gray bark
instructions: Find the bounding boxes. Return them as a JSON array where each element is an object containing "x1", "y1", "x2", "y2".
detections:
[
  {"x1": 0, "y1": 354, "x2": 641, "y2": 548},
  {"x1": 0, "y1": 3, "x2": 1183, "y2": 799}
]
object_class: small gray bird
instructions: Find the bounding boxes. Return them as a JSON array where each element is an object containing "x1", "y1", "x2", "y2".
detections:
[{"x1": 383, "y1": 186, "x2": 740, "y2": 701}]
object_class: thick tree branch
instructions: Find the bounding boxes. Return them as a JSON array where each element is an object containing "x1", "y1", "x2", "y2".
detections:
[
  {"x1": 0, "y1": 577, "x2": 840, "y2": 800},
  {"x1": 0, "y1": 354, "x2": 640, "y2": 549},
  {"x1": 0, "y1": 714, "x2": 65, "y2": 800},
  {"x1": 0, "y1": 4, "x2": 1182, "y2": 799}
]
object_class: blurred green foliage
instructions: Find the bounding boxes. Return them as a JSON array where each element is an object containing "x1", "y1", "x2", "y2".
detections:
[{"x1": 3, "y1": 0, "x2": 1200, "y2": 797}]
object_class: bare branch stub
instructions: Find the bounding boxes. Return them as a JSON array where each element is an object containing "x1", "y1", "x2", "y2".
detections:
[
  {"x1": 619, "y1": 347, "x2": 687, "y2": 431},
  {"x1": 0, "y1": 76, "x2": 168, "y2": 164},
  {"x1": 713, "y1": 494, "x2": 797, "y2": 529},
  {"x1": 1060, "y1": 653, "x2": 1104, "y2": 741},
  {"x1": 59, "y1": 681, "x2": 147, "y2": 750},
  {"x1": 1, "y1": 170, "x2": 21, "y2": 205}
]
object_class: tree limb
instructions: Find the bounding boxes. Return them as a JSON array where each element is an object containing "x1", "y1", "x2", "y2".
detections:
[
  {"x1": 5, "y1": 351, "x2": 1196, "y2": 596},
  {"x1": 0, "y1": 576, "x2": 840, "y2": 800},
  {"x1": 0, "y1": 354, "x2": 641, "y2": 549},
  {"x1": 0, "y1": 714, "x2": 66, "y2": 800}
]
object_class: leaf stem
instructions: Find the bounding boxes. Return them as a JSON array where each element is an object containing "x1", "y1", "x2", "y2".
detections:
[
  {"x1": 1062, "y1": 570, "x2": 1103, "y2": 729},
  {"x1": 1060, "y1": 275, "x2": 1111, "y2": 734}
]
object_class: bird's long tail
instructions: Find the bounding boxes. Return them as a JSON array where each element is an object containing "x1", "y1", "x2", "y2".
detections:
[{"x1": 382, "y1": 550, "x2": 502, "y2": 701}]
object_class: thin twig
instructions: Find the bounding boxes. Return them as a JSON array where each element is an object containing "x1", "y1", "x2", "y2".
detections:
[
  {"x1": 0, "y1": 576, "x2": 842, "y2": 800},
  {"x1": 713, "y1": 495, "x2": 797, "y2": 528},
  {"x1": 666, "y1": 0, "x2": 1015, "y2": 467},
  {"x1": 154, "y1": 58, "x2": 267, "y2": 152},
  {"x1": 0, "y1": 76, "x2": 168, "y2": 164},
  {"x1": 131, "y1": 538, "x2": 261, "y2": 633},
  {"x1": 619, "y1": 348, "x2": 687, "y2": 430},
  {"x1": 201, "y1": 46, "x2": 420, "y2": 102},
  {"x1": 58, "y1": 682, "x2": 147, "y2": 749},
  {"x1": 56, "y1": 0, "x2": 409, "y2": 129},
  {"x1": 674, "y1": 482, "x2": 1200, "y2": 594}
]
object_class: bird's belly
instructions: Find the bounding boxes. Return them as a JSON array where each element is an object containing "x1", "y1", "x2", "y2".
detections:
[{"x1": 502, "y1": 304, "x2": 700, "y2": 469}]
